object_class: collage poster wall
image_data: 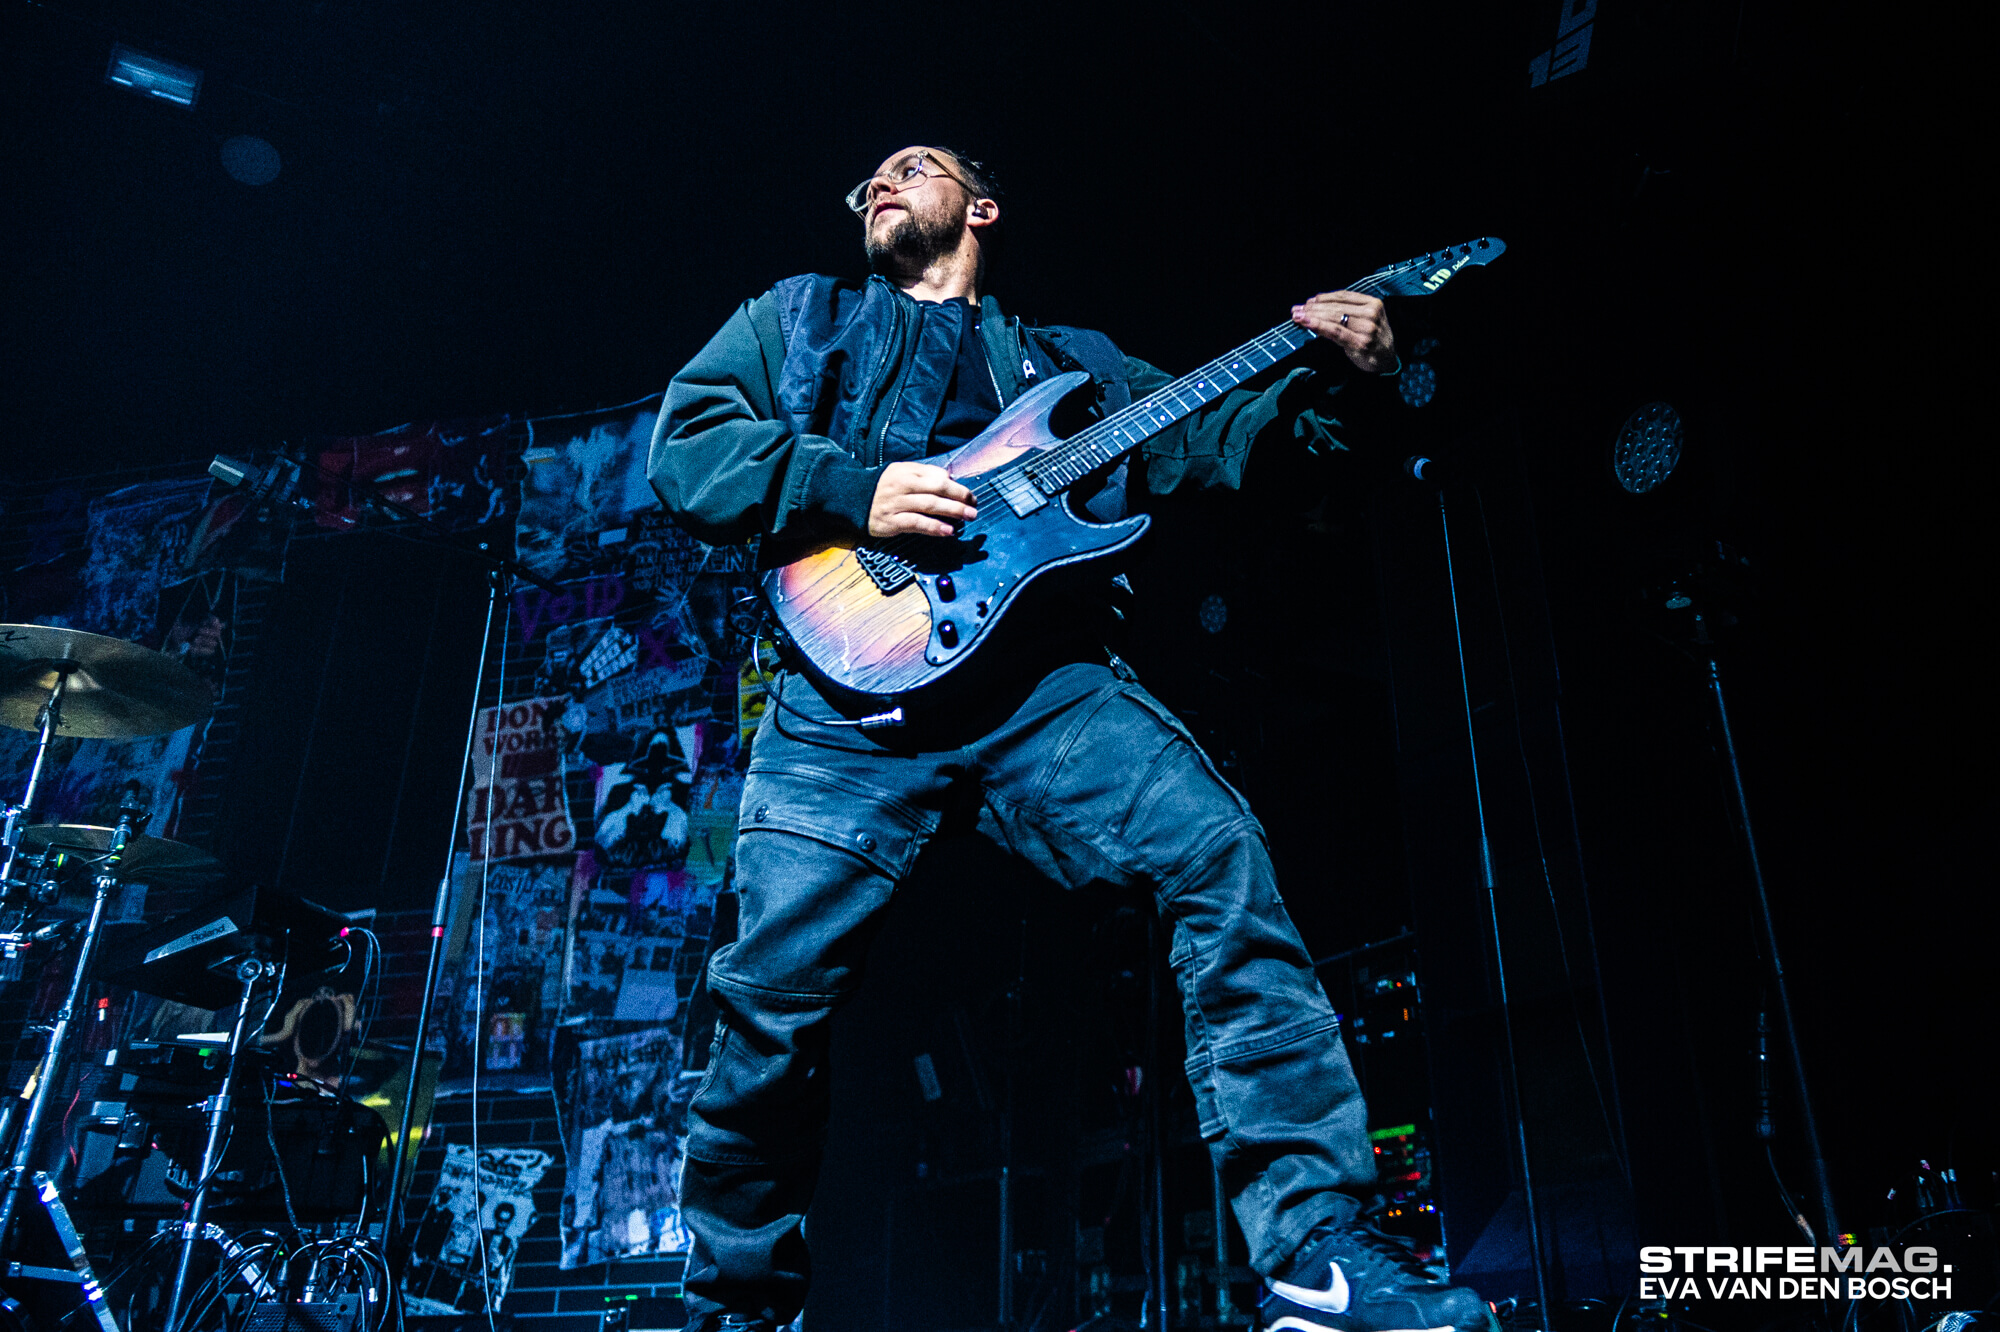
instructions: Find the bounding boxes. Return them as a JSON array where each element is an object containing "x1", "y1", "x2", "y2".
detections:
[
  {"x1": 1, "y1": 478, "x2": 264, "y2": 891},
  {"x1": 434, "y1": 398, "x2": 758, "y2": 1269}
]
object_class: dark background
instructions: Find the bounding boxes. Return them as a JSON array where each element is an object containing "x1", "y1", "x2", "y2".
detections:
[{"x1": 3, "y1": 0, "x2": 1990, "y2": 1323}]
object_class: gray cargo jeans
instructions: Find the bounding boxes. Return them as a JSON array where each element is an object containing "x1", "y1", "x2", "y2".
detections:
[{"x1": 680, "y1": 661, "x2": 1374, "y2": 1329}]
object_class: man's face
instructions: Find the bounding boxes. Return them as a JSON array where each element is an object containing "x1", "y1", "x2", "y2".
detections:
[{"x1": 861, "y1": 145, "x2": 971, "y2": 276}]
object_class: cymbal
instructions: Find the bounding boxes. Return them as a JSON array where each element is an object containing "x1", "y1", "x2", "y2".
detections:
[
  {"x1": 0, "y1": 624, "x2": 212, "y2": 739},
  {"x1": 13, "y1": 823, "x2": 221, "y2": 881}
]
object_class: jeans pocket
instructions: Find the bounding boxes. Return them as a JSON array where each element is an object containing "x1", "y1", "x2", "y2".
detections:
[
  {"x1": 1120, "y1": 685, "x2": 1256, "y2": 820},
  {"x1": 739, "y1": 762, "x2": 933, "y2": 880},
  {"x1": 1183, "y1": 1049, "x2": 1228, "y2": 1140},
  {"x1": 690, "y1": 1017, "x2": 730, "y2": 1107}
]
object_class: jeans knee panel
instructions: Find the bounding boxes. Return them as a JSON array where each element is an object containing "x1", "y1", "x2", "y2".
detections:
[{"x1": 740, "y1": 761, "x2": 934, "y2": 881}]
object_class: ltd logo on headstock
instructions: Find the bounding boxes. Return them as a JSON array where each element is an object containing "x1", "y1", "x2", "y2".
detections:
[
  {"x1": 1373, "y1": 239, "x2": 1506, "y2": 299},
  {"x1": 1421, "y1": 256, "x2": 1474, "y2": 292}
]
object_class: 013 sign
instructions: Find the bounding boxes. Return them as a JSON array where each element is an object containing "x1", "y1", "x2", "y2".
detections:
[{"x1": 465, "y1": 696, "x2": 575, "y2": 860}]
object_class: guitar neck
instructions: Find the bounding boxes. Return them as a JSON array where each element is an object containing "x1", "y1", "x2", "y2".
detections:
[{"x1": 1021, "y1": 266, "x2": 1402, "y2": 494}]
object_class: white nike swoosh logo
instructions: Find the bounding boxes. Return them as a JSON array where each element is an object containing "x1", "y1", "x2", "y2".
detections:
[{"x1": 1269, "y1": 1259, "x2": 1350, "y2": 1313}]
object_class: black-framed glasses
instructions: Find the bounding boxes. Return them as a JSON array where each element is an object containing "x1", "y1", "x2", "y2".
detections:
[{"x1": 845, "y1": 149, "x2": 970, "y2": 215}]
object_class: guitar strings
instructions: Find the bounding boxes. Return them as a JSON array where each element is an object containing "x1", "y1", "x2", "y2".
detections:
[{"x1": 868, "y1": 264, "x2": 1402, "y2": 563}]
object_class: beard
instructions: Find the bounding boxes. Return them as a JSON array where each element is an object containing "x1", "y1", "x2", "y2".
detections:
[{"x1": 865, "y1": 200, "x2": 962, "y2": 278}]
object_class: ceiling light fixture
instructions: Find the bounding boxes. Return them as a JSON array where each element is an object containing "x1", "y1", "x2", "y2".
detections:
[{"x1": 106, "y1": 44, "x2": 203, "y2": 108}]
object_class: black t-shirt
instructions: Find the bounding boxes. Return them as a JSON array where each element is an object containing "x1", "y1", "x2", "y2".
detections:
[{"x1": 926, "y1": 303, "x2": 1003, "y2": 456}]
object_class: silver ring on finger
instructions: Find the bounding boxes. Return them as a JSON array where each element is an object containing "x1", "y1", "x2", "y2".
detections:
[{"x1": 1339, "y1": 312, "x2": 1350, "y2": 326}]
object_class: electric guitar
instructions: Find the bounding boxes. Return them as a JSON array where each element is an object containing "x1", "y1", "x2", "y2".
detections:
[{"x1": 762, "y1": 237, "x2": 1506, "y2": 698}]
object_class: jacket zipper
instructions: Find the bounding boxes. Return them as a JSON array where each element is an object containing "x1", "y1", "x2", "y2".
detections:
[
  {"x1": 873, "y1": 299, "x2": 911, "y2": 467},
  {"x1": 983, "y1": 317, "x2": 1008, "y2": 408}
]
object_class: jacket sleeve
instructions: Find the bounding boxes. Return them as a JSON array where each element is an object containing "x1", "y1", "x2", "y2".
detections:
[
  {"x1": 647, "y1": 294, "x2": 882, "y2": 544},
  {"x1": 1126, "y1": 356, "x2": 1351, "y2": 497}
]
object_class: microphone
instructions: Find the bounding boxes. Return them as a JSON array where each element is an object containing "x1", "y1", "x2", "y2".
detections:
[
  {"x1": 1402, "y1": 455, "x2": 1450, "y2": 485},
  {"x1": 1401, "y1": 454, "x2": 1491, "y2": 487}
]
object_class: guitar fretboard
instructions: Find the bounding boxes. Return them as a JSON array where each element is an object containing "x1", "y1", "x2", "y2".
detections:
[
  {"x1": 997, "y1": 265, "x2": 1399, "y2": 500},
  {"x1": 899, "y1": 239, "x2": 1502, "y2": 533}
]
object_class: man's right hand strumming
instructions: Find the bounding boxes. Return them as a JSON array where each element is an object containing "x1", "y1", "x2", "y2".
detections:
[{"x1": 868, "y1": 461, "x2": 978, "y2": 539}]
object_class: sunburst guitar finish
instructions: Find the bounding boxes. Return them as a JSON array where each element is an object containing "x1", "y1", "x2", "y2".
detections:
[
  {"x1": 762, "y1": 371, "x2": 1147, "y2": 698},
  {"x1": 761, "y1": 236, "x2": 1510, "y2": 700}
]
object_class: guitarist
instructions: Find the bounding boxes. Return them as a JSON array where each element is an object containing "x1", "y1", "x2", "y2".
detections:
[{"x1": 649, "y1": 145, "x2": 1494, "y2": 1332}]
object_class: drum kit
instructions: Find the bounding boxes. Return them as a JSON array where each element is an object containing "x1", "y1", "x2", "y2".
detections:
[{"x1": 0, "y1": 623, "x2": 253, "y2": 1332}]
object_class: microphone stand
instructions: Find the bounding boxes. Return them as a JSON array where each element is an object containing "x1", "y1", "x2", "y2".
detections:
[
  {"x1": 1686, "y1": 608, "x2": 1840, "y2": 1246},
  {"x1": 1429, "y1": 483, "x2": 1555, "y2": 1328},
  {"x1": 0, "y1": 797, "x2": 147, "y2": 1332},
  {"x1": 206, "y1": 454, "x2": 559, "y2": 1252}
]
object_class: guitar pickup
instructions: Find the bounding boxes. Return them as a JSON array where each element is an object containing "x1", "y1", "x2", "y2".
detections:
[
  {"x1": 994, "y1": 470, "x2": 1047, "y2": 517},
  {"x1": 853, "y1": 545, "x2": 917, "y2": 594}
]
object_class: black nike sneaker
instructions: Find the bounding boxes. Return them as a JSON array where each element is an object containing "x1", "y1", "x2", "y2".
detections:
[{"x1": 1261, "y1": 1222, "x2": 1498, "y2": 1332}]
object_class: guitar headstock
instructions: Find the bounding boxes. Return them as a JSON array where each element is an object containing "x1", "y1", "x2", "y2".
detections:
[{"x1": 1362, "y1": 237, "x2": 1506, "y2": 298}]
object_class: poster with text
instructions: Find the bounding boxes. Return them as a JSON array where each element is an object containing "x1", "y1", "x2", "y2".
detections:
[
  {"x1": 439, "y1": 859, "x2": 571, "y2": 1093},
  {"x1": 401, "y1": 1144, "x2": 552, "y2": 1315},
  {"x1": 465, "y1": 696, "x2": 574, "y2": 861},
  {"x1": 553, "y1": 1026, "x2": 692, "y2": 1268}
]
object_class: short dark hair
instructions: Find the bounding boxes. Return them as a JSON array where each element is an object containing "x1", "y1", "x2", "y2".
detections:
[
  {"x1": 932, "y1": 145, "x2": 1004, "y2": 278},
  {"x1": 931, "y1": 146, "x2": 1000, "y2": 206}
]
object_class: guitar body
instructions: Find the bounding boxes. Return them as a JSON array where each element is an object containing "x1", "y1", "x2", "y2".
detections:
[{"x1": 761, "y1": 370, "x2": 1149, "y2": 699}]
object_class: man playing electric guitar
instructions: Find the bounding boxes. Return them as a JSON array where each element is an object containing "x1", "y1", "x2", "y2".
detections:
[{"x1": 649, "y1": 144, "x2": 1496, "y2": 1332}]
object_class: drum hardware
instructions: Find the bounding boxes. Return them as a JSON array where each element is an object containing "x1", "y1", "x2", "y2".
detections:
[
  {"x1": 0, "y1": 625, "x2": 215, "y2": 1330},
  {"x1": 0, "y1": 796, "x2": 149, "y2": 1332},
  {"x1": 11, "y1": 826, "x2": 219, "y2": 888},
  {"x1": 2, "y1": 621, "x2": 216, "y2": 906},
  {"x1": 0, "y1": 626, "x2": 213, "y2": 742},
  {"x1": 160, "y1": 955, "x2": 282, "y2": 1332},
  {"x1": 2, "y1": 1174, "x2": 117, "y2": 1332},
  {"x1": 0, "y1": 660, "x2": 72, "y2": 895}
]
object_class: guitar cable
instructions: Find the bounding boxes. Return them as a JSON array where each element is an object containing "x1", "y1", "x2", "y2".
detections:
[{"x1": 733, "y1": 593, "x2": 907, "y2": 735}]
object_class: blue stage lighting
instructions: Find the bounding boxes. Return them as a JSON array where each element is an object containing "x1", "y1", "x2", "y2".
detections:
[
  {"x1": 106, "y1": 45, "x2": 202, "y2": 108},
  {"x1": 1612, "y1": 402, "x2": 1683, "y2": 494},
  {"x1": 1398, "y1": 337, "x2": 1439, "y2": 408}
]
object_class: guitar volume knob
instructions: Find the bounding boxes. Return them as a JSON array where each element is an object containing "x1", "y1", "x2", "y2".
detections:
[
  {"x1": 937, "y1": 620, "x2": 958, "y2": 648},
  {"x1": 935, "y1": 574, "x2": 955, "y2": 601}
]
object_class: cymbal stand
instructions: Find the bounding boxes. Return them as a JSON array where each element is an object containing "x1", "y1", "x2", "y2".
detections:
[
  {"x1": 0, "y1": 798, "x2": 142, "y2": 1332},
  {"x1": 161, "y1": 955, "x2": 279, "y2": 1332},
  {"x1": 0, "y1": 846, "x2": 64, "y2": 1167},
  {"x1": 1, "y1": 666, "x2": 71, "y2": 891}
]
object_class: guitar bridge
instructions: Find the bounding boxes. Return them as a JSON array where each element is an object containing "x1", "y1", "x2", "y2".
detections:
[{"x1": 854, "y1": 545, "x2": 917, "y2": 594}]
